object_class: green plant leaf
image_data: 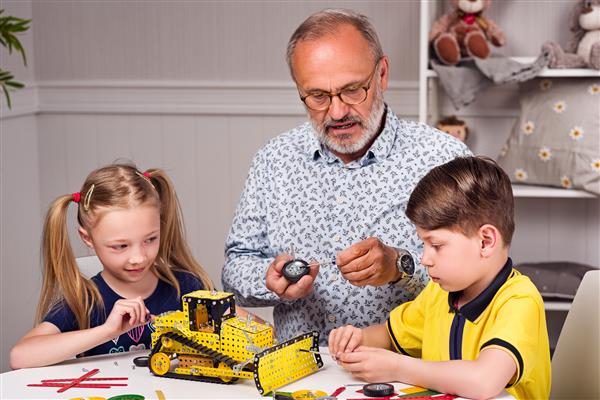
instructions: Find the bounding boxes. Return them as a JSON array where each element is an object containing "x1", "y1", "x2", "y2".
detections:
[
  {"x1": 5, "y1": 80, "x2": 24, "y2": 89},
  {"x1": 1, "y1": 83, "x2": 14, "y2": 109},
  {"x1": 0, "y1": 9, "x2": 30, "y2": 109}
]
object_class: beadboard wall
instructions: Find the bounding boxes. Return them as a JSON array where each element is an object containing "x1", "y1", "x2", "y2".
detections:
[{"x1": 1, "y1": 0, "x2": 598, "y2": 373}]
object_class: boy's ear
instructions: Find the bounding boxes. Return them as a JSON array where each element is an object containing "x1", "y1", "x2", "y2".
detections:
[
  {"x1": 78, "y1": 227, "x2": 94, "y2": 249},
  {"x1": 479, "y1": 224, "x2": 499, "y2": 257}
]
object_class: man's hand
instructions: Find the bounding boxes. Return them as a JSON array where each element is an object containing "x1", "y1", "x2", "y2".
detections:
[
  {"x1": 336, "y1": 346, "x2": 402, "y2": 383},
  {"x1": 266, "y1": 254, "x2": 319, "y2": 300},
  {"x1": 336, "y1": 237, "x2": 399, "y2": 287}
]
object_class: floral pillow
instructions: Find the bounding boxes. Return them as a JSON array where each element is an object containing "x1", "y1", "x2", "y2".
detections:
[{"x1": 498, "y1": 78, "x2": 600, "y2": 195}]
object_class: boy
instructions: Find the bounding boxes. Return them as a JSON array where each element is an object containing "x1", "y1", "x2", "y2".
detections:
[{"x1": 328, "y1": 156, "x2": 550, "y2": 400}]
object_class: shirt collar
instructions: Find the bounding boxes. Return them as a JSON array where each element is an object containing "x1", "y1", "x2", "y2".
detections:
[
  {"x1": 448, "y1": 257, "x2": 514, "y2": 322},
  {"x1": 307, "y1": 105, "x2": 396, "y2": 167}
]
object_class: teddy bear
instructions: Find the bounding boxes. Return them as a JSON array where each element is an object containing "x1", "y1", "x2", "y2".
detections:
[
  {"x1": 543, "y1": 0, "x2": 600, "y2": 70},
  {"x1": 436, "y1": 115, "x2": 469, "y2": 142},
  {"x1": 429, "y1": 0, "x2": 506, "y2": 66}
]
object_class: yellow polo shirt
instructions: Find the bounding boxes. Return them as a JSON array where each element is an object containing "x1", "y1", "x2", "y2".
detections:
[{"x1": 387, "y1": 259, "x2": 551, "y2": 400}]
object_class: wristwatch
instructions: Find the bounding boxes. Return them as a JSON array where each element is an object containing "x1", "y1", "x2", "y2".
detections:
[{"x1": 390, "y1": 248, "x2": 415, "y2": 284}]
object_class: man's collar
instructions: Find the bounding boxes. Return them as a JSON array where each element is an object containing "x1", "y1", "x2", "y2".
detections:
[
  {"x1": 448, "y1": 257, "x2": 514, "y2": 322},
  {"x1": 307, "y1": 105, "x2": 396, "y2": 166}
]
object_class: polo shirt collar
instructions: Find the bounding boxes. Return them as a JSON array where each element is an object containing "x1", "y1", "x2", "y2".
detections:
[
  {"x1": 448, "y1": 257, "x2": 513, "y2": 322},
  {"x1": 308, "y1": 105, "x2": 395, "y2": 166}
]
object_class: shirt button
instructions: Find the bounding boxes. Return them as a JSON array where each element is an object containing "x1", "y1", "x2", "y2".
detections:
[
  {"x1": 336, "y1": 196, "x2": 345, "y2": 204},
  {"x1": 327, "y1": 314, "x2": 336, "y2": 323},
  {"x1": 333, "y1": 235, "x2": 341, "y2": 242},
  {"x1": 330, "y1": 274, "x2": 338, "y2": 281}
]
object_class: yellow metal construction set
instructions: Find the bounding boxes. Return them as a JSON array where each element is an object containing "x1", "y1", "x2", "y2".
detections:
[{"x1": 144, "y1": 290, "x2": 323, "y2": 395}]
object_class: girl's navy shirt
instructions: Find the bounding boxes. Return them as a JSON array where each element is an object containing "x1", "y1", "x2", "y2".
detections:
[{"x1": 44, "y1": 270, "x2": 204, "y2": 356}]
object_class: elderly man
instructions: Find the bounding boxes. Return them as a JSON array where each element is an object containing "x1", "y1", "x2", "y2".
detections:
[{"x1": 222, "y1": 9, "x2": 470, "y2": 344}]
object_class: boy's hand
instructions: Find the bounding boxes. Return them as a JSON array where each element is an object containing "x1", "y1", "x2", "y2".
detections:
[
  {"x1": 329, "y1": 324, "x2": 363, "y2": 358},
  {"x1": 336, "y1": 237, "x2": 398, "y2": 287},
  {"x1": 336, "y1": 346, "x2": 401, "y2": 383},
  {"x1": 103, "y1": 297, "x2": 150, "y2": 336},
  {"x1": 266, "y1": 254, "x2": 319, "y2": 300}
]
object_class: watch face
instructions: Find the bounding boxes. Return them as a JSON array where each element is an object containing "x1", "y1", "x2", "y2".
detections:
[
  {"x1": 400, "y1": 254, "x2": 415, "y2": 276},
  {"x1": 282, "y1": 259, "x2": 310, "y2": 283}
]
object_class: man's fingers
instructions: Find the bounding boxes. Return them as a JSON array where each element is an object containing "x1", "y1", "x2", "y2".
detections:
[
  {"x1": 337, "y1": 240, "x2": 371, "y2": 266},
  {"x1": 269, "y1": 275, "x2": 292, "y2": 296},
  {"x1": 338, "y1": 255, "x2": 370, "y2": 274},
  {"x1": 273, "y1": 254, "x2": 294, "y2": 273},
  {"x1": 282, "y1": 274, "x2": 314, "y2": 299},
  {"x1": 266, "y1": 255, "x2": 295, "y2": 294},
  {"x1": 343, "y1": 267, "x2": 376, "y2": 283},
  {"x1": 308, "y1": 262, "x2": 320, "y2": 279}
]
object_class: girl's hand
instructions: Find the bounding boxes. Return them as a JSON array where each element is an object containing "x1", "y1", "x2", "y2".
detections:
[
  {"x1": 336, "y1": 345, "x2": 402, "y2": 383},
  {"x1": 328, "y1": 324, "x2": 363, "y2": 359},
  {"x1": 103, "y1": 297, "x2": 150, "y2": 336}
]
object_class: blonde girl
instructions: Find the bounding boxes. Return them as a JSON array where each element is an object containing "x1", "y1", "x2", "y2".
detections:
[{"x1": 10, "y1": 163, "x2": 214, "y2": 368}]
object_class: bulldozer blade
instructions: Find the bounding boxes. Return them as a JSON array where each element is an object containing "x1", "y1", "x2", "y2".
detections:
[{"x1": 252, "y1": 331, "x2": 323, "y2": 395}]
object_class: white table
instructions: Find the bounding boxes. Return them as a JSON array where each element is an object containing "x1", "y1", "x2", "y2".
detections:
[{"x1": 1, "y1": 349, "x2": 514, "y2": 399}]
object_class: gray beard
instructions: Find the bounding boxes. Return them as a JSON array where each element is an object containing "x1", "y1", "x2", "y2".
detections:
[{"x1": 310, "y1": 85, "x2": 386, "y2": 156}]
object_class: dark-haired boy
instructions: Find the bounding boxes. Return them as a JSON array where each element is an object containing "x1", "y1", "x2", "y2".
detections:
[{"x1": 328, "y1": 156, "x2": 551, "y2": 400}]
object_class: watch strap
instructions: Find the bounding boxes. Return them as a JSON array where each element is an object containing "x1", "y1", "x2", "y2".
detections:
[{"x1": 389, "y1": 248, "x2": 414, "y2": 284}]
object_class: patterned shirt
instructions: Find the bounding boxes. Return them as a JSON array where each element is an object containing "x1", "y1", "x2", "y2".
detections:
[{"x1": 222, "y1": 106, "x2": 471, "y2": 344}]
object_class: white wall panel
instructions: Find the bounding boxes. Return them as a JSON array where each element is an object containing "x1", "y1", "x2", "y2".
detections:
[
  {"x1": 512, "y1": 198, "x2": 599, "y2": 267},
  {"x1": 129, "y1": 115, "x2": 164, "y2": 167},
  {"x1": 194, "y1": 116, "x2": 234, "y2": 285},
  {"x1": 32, "y1": 1, "x2": 421, "y2": 81},
  {"x1": 1, "y1": 115, "x2": 40, "y2": 373}
]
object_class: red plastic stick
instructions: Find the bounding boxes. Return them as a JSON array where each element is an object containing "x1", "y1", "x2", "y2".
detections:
[
  {"x1": 28, "y1": 383, "x2": 127, "y2": 389},
  {"x1": 57, "y1": 368, "x2": 98, "y2": 393},
  {"x1": 27, "y1": 368, "x2": 130, "y2": 393},
  {"x1": 40, "y1": 377, "x2": 128, "y2": 382}
]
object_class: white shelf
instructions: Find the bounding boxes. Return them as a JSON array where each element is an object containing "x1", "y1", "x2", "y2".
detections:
[
  {"x1": 512, "y1": 57, "x2": 600, "y2": 77},
  {"x1": 512, "y1": 184, "x2": 597, "y2": 199},
  {"x1": 426, "y1": 58, "x2": 600, "y2": 79}
]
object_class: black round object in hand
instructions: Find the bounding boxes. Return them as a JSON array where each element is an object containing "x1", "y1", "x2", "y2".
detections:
[
  {"x1": 362, "y1": 382, "x2": 394, "y2": 397},
  {"x1": 282, "y1": 259, "x2": 310, "y2": 283}
]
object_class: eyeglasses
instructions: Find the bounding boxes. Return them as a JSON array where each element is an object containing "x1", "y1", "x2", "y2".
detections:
[{"x1": 299, "y1": 60, "x2": 381, "y2": 111}]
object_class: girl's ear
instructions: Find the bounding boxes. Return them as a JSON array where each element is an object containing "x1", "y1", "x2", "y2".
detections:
[
  {"x1": 479, "y1": 224, "x2": 499, "y2": 258},
  {"x1": 78, "y1": 227, "x2": 94, "y2": 249}
]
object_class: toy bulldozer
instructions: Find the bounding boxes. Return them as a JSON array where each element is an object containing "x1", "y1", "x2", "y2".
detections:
[{"x1": 144, "y1": 290, "x2": 322, "y2": 395}]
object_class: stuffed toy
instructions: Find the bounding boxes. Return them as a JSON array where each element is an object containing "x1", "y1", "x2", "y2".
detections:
[
  {"x1": 429, "y1": 0, "x2": 506, "y2": 66},
  {"x1": 436, "y1": 115, "x2": 469, "y2": 142},
  {"x1": 543, "y1": 0, "x2": 600, "y2": 70}
]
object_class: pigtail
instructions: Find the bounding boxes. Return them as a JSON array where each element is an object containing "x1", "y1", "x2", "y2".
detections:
[
  {"x1": 147, "y1": 169, "x2": 214, "y2": 293},
  {"x1": 36, "y1": 194, "x2": 102, "y2": 330}
]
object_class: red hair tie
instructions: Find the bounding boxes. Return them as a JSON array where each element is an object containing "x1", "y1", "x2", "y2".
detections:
[
  {"x1": 72, "y1": 192, "x2": 81, "y2": 203},
  {"x1": 143, "y1": 171, "x2": 151, "y2": 178}
]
